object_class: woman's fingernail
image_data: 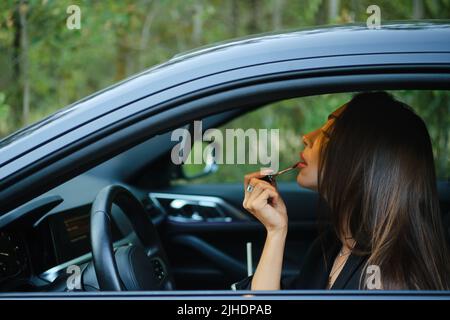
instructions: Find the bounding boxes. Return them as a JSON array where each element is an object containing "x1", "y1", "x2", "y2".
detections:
[{"x1": 260, "y1": 168, "x2": 274, "y2": 175}]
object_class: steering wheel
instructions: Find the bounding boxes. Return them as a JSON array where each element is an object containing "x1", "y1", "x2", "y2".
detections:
[{"x1": 85, "y1": 184, "x2": 174, "y2": 291}]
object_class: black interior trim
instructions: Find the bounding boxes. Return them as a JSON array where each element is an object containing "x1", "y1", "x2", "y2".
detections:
[
  {"x1": 170, "y1": 235, "x2": 246, "y2": 276},
  {"x1": 0, "y1": 195, "x2": 63, "y2": 229}
]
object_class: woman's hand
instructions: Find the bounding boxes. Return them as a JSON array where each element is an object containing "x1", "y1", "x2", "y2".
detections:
[{"x1": 243, "y1": 171, "x2": 288, "y2": 233}]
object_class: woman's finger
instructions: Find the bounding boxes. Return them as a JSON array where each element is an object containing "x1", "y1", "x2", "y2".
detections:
[
  {"x1": 243, "y1": 174, "x2": 278, "y2": 210},
  {"x1": 249, "y1": 177, "x2": 276, "y2": 191},
  {"x1": 245, "y1": 180, "x2": 278, "y2": 210},
  {"x1": 245, "y1": 183, "x2": 266, "y2": 210},
  {"x1": 246, "y1": 178, "x2": 277, "y2": 198},
  {"x1": 251, "y1": 189, "x2": 279, "y2": 211},
  {"x1": 244, "y1": 171, "x2": 266, "y2": 189},
  {"x1": 244, "y1": 179, "x2": 264, "y2": 208}
]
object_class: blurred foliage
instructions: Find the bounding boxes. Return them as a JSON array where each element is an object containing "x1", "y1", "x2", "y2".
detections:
[
  {"x1": 0, "y1": 1, "x2": 449, "y2": 180},
  {"x1": 0, "y1": 92, "x2": 11, "y2": 134},
  {"x1": 1, "y1": 0, "x2": 450, "y2": 134}
]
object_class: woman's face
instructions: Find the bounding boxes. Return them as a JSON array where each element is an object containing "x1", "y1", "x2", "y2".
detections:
[{"x1": 296, "y1": 104, "x2": 347, "y2": 190}]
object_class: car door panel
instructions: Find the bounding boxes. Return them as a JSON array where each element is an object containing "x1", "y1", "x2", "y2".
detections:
[{"x1": 150, "y1": 182, "x2": 321, "y2": 289}]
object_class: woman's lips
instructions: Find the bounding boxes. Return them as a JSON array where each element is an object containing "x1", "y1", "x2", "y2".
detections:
[{"x1": 298, "y1": 152, "x2": 308, "y2": 168}]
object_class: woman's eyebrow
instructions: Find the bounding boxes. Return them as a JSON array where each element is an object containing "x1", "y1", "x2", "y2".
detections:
[{"x1": 327, "y1": 114, "x2": 338, "y2": 120}]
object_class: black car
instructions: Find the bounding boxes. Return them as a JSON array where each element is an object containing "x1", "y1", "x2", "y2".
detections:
[{"x1": 0, "y1": 22, "x2": 449, "y2": 299}]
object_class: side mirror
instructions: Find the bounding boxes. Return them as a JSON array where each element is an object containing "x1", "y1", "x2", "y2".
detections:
[{"x1": 181, "y1": 141, "x2": 219, "y2": 180}]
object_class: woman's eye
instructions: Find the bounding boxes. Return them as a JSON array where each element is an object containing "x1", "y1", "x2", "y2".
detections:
[{"x1": 321, "y1": 130, "x2": 331, "y2": 138}]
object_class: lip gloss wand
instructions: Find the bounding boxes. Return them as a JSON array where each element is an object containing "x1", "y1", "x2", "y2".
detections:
[{"x1": 260, "y1": 161, "x2": 301, "y2": 184}]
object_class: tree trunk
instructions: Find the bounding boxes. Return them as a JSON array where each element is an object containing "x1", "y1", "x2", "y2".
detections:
[
  {"x1": 328, "y1": 0, "x2": 340, "y2": 22},
  {"x1": 11, "y1": 1, "x2": 22, "y2": 126},
  {"x1": 139, "y1": 1, "x2": 158, "y2": 69},
  {"x1": 272, "y1": 0, "x2": 284, "y2": 30},
  {"x1": 19, "y1": 0, "x2": 29, "y2": 125},
  {"x1": 349, "y1": 0, "x2": 359, "y2": 22},
  {"x1": 229, "y1": 0, "x2": 239, "y2": 37},
  {"x1": 248, "y1": 0, "x2": 261, "y2": 34},
  {"x1": 315, "y1": 0, "x2": 328, "y2": 25},
  {"x1": 115, "y1": 29, "x2": 129, "y2": 81},
  {"x1": 192, "y1": 2, "x2": 203, "y2": 46},
  {"x1": 413, "y1": 0, "x2": 424, "y2": 19}
]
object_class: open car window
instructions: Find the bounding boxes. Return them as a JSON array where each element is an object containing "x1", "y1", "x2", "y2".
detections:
[
  {"x1": 162, "y1": 90, "x2": 450, "y2": 292},
  {"x1": 174, "y1": 90, "x2": 450, "y2": 186}
]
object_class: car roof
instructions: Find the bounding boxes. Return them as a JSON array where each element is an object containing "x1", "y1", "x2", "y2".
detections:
[{"x1": 1, "y1": 22, "x2": 450, "y2": 170}]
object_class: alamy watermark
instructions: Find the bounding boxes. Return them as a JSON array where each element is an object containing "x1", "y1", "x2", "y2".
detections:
[
  {"x1": 366, "y1": 5, "x2": 381, "y2": 29},
  {"x1": 66, "y1": 5, "x2": 81, "y2": 30},
  {"x1": 64, "y1": 4, "x2": 381, "y2": 31},
  {"x1": 171, "y1": 121, "x2": 280, "y2": 173},
  {"x1": 365, "y1": 264, "x2": 382, "y2": 289},
  {"x1": 66, "y1": 265, "x2": 82, "y2": 291}
]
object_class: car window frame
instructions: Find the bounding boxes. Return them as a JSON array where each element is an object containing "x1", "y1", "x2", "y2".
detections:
[{"x1": 2, "y1": 64, "x2": 450, "y2": 214}]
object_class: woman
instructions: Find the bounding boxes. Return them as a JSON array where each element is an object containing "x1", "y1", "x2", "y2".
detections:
[{"x1": 235, "y1": 91, "x2": 450, "y2": 290}]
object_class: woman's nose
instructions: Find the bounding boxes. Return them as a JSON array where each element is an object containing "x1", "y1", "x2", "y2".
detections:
[{"x1": 302, "y1": 130, "x2": 320, "y2": 147}]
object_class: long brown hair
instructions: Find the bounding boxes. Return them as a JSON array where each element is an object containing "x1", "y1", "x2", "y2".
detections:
[{"x1": 318, "y1": 91, "x2": 450, "y2": 290}]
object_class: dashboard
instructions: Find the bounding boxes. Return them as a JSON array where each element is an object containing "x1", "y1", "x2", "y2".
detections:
[
  {"x1": 0, "y1": 231, "x2": 29, "y2": 284},
  {"x1": 49, "y1": 210, "x2": 113, "y2": 265},
  {"x1": 0, "y1": 202, "x2": 124, "y2": 292}
]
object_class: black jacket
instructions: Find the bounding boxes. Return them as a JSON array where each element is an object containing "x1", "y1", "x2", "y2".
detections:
[{"x1": 232, "y1": 229, "x2": 369, "y2": 290}]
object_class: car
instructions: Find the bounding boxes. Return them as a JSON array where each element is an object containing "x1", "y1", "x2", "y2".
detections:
[{"x1": 0, "y1": 22, "x2": 449, "y2": 299}]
